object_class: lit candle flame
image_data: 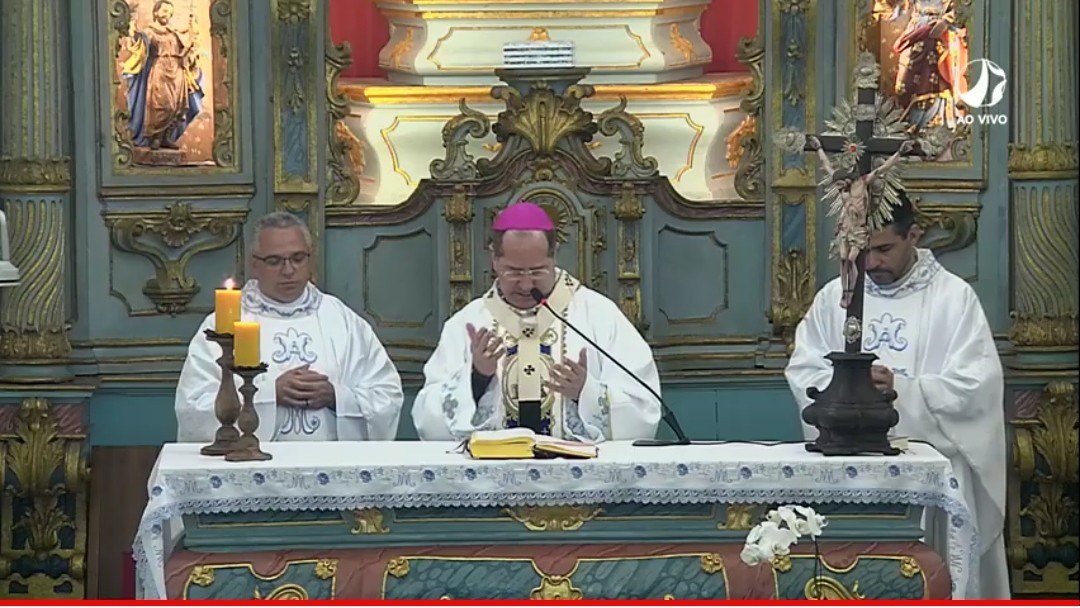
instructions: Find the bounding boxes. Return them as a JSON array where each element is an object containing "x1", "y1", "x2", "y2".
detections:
[{"x1": 223, "y1": 277, "x2": 236, "y2": 290}]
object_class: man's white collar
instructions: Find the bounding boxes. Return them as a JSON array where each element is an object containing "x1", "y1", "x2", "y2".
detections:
[
  {"x1": 241, "y1": 279, "x2": 323, "y2": 318},
  {"x1": 865, "y1": 248, "x2": 943, "y2": 299}
]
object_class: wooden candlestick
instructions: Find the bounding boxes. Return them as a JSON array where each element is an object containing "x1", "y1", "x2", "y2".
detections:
[
  {"x1": 225, "y1": 362, "x2": 272, "y2": 462},
  {"x1": 200, "y1": 329, "x2": 242, "y2": 456}
]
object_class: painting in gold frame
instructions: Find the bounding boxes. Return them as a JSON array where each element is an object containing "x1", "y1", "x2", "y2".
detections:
[
  {"x1": 856, "y1": 0, "x2": 976, "y2": 162},
  {"x1": 108, "y1": 0, "x2": 237, "y2": 171}
]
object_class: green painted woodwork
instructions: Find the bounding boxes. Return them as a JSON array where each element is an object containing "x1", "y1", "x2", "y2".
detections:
[
  {"x1": 179, "y1": 502, "x2": 924, "y2": 553},
  {"x1": 86, "y1": 379, "x2": 803, "y2": 446},
  {"x1": 381, "y1": 554, "x2": 730, "y2": 600},
  {"x1": 0, "y1": 0, "x2": 1074, "y2": 600},
  {"x1": 183, "y1": 559, "x2": 336, "y2": 601},
  {"x1": 181, "y1": 549, "x2": 931, "y2": 600},
  {"x1": 775, "y1": 555, "x2": 927, "y2": 600}
]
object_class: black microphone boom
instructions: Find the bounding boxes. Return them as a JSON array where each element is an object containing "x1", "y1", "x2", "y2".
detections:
[{"x1": 529, "y1": 287, "x2": 692, "y2": 447}]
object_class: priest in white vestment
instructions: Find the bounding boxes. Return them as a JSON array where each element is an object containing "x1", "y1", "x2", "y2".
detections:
[
  {"x1": 784, "y1": 195, "x2": 1009, "y2": 599},
  {"x1": 175, "y1": 212, "x2": 404, "y2": 442},
  {"x1": 412, "y1": 202, "x2": 662, "y2": 442}
]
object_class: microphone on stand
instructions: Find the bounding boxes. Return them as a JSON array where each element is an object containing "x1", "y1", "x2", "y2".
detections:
[{"x1": 529, "y1": 288, "x2": 694, "y2": 447}]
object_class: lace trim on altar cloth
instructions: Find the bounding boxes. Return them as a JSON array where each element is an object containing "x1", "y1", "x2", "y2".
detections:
[
  {"x1": 241, "y1": 279, "x2": 323, "y2": 318},
  {"x1": 132, "y1": 458, "x2": 980, "y2": 601},
  {"x1": 865, "y1": 248, "x2": 942, "y2": 299}
]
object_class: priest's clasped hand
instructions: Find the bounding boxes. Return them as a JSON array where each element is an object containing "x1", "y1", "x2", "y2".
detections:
[
  {"x1": 871, "y1": 364, "x2": 894, "y2": 393},
  {"x1": 467, "y1": 323, "x2": 504, "y2": 376},
  {"x1": 276, "y1": 364, "x2": 336, "y2": 409},
  {"x1": 545, "y1": 348, "x2": 588, "y2": 401}
]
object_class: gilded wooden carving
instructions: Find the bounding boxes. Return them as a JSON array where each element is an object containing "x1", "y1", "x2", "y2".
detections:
[
  {"x1": 103, "y1": 202, "x2": 247, "y2": 315},
  {"x1": 0, "y1": 159, "x2": 71, "y2": 189},
  {"x1": 0, "y1": 200, "x2": 71, "y2": 364},
  {"x1": 913, "y1": 202, "x2": 979, "y2": 255},
  {"x1": 1008, "y1": 382, "x2": 1079, "y2": 595},
  {"x1": 414, "y1": 69, "x2": 747, "y2": 317},
  {"x1": 0, "y1": 398, "x2": 89, "y2": 600},
  {"x1": 386, "y1": 557, "x2": 409, "y2": 578},
  {"x1": 444, "y1": 186, "x2": 475, "y2": 314},
  {"x1": 183, "y1": 558, "x2": 338, "y2": 599},
  {"x1": 108, "y1": 0, "x2": 238, "y2": 171},
  {"x1": 531, "y1": 575, "x2": 582, "y2": 600},
  {"x1": 766, "y1": 249, "x2": 814, "y2": 354},
  {"x1": 613, "y1": 183, "x2": 646, "y2": 331},
  {"x1": 717, "y1": 503, "x2": 765, "y2": 531},
  {"x1": 699, "y1": 553, "x2": 724, "y2": 574},
  {"x1": 1008, "y1": 143, "x2": 1080, "y2": 177},
  {"x1": 253, "y1": 583, "x2": 309, "y2": 599},
  {"x1": 503, "y1": 505, "x2": 602, "y2": 532},
  {"x1": 325, "y1": 35, "x2": 362, "y2": 206},
  {"x1": 733, "y1": 33, "x2": 765, "y2": 201},
  {"x1": 804, "y1": 577, "x2": 866, "y2": 600},
  {"x1": 1009, "y1": 182, "x2": 1079, "y2": 348},
  {"x1": 350, "y1": 508, "x2": 389, "y2": 535}
]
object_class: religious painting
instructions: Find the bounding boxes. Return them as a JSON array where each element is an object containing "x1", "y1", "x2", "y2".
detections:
[
  {"x1": 108, "y1": 0, "x2": 237, "y2": 171},
  {"x1": 856, "y1": 0, "x2": 976, "y2": 161}
]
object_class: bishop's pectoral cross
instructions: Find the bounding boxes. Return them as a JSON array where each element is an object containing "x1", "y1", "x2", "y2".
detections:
[{"x1": 802, "y1": 59, "x2": 922, "y2": 354}]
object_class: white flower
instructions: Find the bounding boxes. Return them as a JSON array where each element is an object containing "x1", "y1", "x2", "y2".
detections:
[
  {"x1": 740, "y1": 521, "x2": 799, "y2": 567},
  {"x1": 742, "y1": 504, "x2": 830, "y2": 568},
  {"x1": 794, "y1": 505, "x2": 827, "y2": 538},
  {"x1": 767, "y1": 506, "x2": 808, "y2": 537},
  {"x1": 740, "y1": 541, "x2": 771, "y2": 566}
]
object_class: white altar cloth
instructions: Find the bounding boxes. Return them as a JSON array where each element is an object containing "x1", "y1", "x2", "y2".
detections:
[{"x1": 134, "y1": 441, "x2": 979, "y2": 600}]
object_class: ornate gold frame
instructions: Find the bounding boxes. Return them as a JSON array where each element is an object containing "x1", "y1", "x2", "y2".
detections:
[{"x1": 104, "y1": 0, "x2": 241, "y2": 175}]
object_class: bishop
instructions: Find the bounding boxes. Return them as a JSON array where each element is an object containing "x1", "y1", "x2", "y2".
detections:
[{"x1": 412, "y1": 202, "x2": 662, "y2": 442}]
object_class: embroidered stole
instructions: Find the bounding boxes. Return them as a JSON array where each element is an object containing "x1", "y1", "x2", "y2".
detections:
[{"x1": 483, "y1": 271, "x2": 581, "y2": 433}]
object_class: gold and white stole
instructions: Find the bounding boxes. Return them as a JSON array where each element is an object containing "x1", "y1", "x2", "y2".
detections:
[{"x1": 483, "y1": 271, "x2": 581, "y2": 426}]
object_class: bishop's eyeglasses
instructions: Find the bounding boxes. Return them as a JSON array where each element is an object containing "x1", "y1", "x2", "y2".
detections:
[
  {"x1": 254, "y1": 251, "x2": 310, "y2": 269},
  {"x1": 497, "y1": 268, "x2": 553, "y2": 280}
]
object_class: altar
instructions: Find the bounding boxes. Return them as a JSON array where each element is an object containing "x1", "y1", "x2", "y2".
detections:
[{"x1": 134, "y1": 441, "x2": 979, "y2": 600}]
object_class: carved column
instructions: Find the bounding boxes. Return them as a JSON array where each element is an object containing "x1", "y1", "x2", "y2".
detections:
[
  {"x1": 1006, "y1": 0, "x2": 1079, "y2": 597},
  {"x1": 0, "y1": 0, "x2": 73, "y2": 383},
  {"x1": 1008, "y1": 0, "x2": 1079, "y2": 351}
]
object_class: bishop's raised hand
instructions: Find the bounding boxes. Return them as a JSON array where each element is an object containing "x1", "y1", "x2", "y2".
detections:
[{"x1": 467, "y1": 323, "x2": 504, "y2": 377}]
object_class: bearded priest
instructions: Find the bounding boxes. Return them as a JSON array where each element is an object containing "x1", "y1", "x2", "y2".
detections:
[
  {"x1": 784, "y1": 193, "x2": 1009, "y2": 599},
  {"x1": 412, "y1": 202, "x2": 662, "y2": 443}
]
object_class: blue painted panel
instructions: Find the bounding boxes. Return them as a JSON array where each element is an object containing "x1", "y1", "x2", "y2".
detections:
[
  {"x1": 89, "y1": 387, "x2": 180, "y2": 447},
  {"x1": 179, "y1": 501, "x2": 924, "y2": 553},
  {"x1": 280, "y1": 24, "x2": 311, "y2": 178},
  {"x1": 781, "y1": 201, "x2": 807, "y2": 251},
  {"x1": 716, "y1": 384, "x2": 804, "y2": 442},
  {"x1": 86, "y1": 381, "x2": 806, "y2": 446},
  {"x1": 779, "y1": 8, "x2": 809, "y2": 172},
  {"x1": 648, "y1": 218, "x2": 768, "y2": 339}
]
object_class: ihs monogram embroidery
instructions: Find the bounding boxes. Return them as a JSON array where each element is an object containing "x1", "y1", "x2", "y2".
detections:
[
  {"x1": 272, "y1": 327, "x2": 318, "y2": 364},
  {"x1": 863, "y1": 313, "x2": 909, "y2": 352}
]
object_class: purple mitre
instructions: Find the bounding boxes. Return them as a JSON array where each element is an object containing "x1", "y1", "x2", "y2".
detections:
[{"x1": 492, "y1": 202, "x2": 554, "y2": 232}]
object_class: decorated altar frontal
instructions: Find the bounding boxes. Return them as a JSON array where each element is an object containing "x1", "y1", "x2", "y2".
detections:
[{"x1": 135, "y1": 442, "x2": 979, "y2": 600}]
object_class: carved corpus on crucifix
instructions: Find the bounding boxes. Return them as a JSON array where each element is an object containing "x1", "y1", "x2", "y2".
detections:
[{"x1": 777, "y1": 52, "x2": 923, "y2": 456}]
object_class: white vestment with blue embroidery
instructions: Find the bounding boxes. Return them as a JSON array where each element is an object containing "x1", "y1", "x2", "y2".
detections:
[
  {"x1": 175, "y1": 280, "x2": 404, "y2": 443},
  {"x1": 412, "y1": 270, "x2": 662, "y2": 443},
  {"x1": 785, "y1": 249, "x2": 1009, "y2": 599}
]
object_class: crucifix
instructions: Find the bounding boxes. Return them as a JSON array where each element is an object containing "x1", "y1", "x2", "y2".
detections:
[
  {"x1": 785, "y1": 52, "x2": 923, "y2": 456},
  {"x1": 804, "y1": 57, "x2": 922, "y2": 353}
]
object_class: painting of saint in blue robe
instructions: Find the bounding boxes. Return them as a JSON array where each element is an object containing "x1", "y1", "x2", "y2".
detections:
[{"x1": 119, "y1": 0, "x2": 205, "y2": 153}]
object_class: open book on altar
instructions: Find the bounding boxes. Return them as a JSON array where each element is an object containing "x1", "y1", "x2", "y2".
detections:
[{"x1": 467, "y1": 428, "x2": 599, "y2": 460}]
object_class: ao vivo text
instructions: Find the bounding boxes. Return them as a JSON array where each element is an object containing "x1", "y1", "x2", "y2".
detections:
[{"x1": 958, "y1": 112, "x2": 1008, "y2": 125}]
